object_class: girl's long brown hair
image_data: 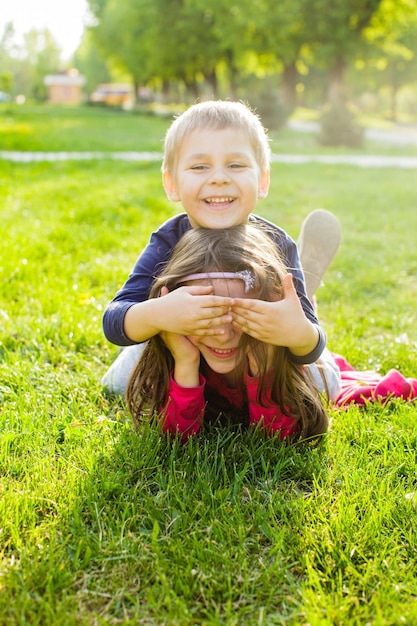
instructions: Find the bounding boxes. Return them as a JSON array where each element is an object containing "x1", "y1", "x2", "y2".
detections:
[{"x1": 126, "y1": 224, "x2": 328, "y2": 441}]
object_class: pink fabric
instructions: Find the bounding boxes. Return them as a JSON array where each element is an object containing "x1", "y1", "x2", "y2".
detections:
[
  {"x1": 159, "y1": 368, "x2": 298, "y2": 441},
  {"x1": 332, "y1": 353, "x2": 417, "y2": 407},
  {"x1": 159, "y1": 355, "x2": 417, "y2": 441},
  {"x1": 245, "y1": 371, "x2": 298, "y2": 438},
  {"x1": 160, "y1": 374, "x2": 205, "y2": 440}
]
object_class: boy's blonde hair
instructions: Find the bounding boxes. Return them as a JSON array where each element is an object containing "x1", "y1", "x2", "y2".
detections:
[{"x1": 162, "y1": 100, "x2": 271, "y2": 174}]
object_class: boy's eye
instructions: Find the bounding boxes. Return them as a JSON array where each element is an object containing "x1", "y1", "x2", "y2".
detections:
[{"x1": 189, "y1": 162, "x2": 247, "y2": 171}]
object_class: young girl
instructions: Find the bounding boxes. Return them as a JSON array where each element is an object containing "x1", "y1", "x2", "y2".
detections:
[{"x1": 126, "y1": 224, "x2": 329, "y2": 443}]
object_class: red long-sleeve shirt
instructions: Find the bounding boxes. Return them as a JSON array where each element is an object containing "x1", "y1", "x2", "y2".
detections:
[{"x1": 159, "y1": 368, "x2": 298, "y2": 441}]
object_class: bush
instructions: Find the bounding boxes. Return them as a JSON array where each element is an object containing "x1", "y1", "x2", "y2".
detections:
[
  {"x1": 250, "y1": 89, "x2": 291, "y2": 131},
  {"x1": 318, "y1": 103, "x2": 364, "y2": 148}
]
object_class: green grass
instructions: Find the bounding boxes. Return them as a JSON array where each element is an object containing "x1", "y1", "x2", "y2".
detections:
[
  {"x1": 1, "y1": 103, "x2": 417, "y2": 156},
  {"x1": 0, "y1": 104, "x2": 170, "y2": 152},
  {"x1": 1, "y1": 108, "x2": 417, "y2": 624}
]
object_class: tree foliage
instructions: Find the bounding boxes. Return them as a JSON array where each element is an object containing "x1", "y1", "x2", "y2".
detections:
[
  {"x1": 84, "y1": 0, "x2": 417, "y2": 110},
  {"x1": 1, "y1": 0, "x2": 416, "y2": 116},
  {"x1": 73, "y1": 30, "x2": 112, "y2": 96},
  {"x1": 0, "y1": 23, "x2": 62, "y2": 100},
  {"x1": 361, "y1": 0, "x2": 417, "y2": 117}
]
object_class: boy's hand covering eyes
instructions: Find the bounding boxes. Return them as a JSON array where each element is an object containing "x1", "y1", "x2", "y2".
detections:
[
  {"x1": 231, "y1": 273, "x2": 318, "y2": 354},
  {"x1": 157, "y1": 285, "x2": 233, "y2": 336}
]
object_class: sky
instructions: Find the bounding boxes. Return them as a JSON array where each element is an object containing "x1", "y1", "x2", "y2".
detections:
[{"x1": 1, "y1": 0, "x2": 90, "y2": 59}]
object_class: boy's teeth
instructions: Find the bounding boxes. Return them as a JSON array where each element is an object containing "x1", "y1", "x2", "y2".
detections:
[{"x1": 206, "y1": 197, "x2": 233, "y2": 203}]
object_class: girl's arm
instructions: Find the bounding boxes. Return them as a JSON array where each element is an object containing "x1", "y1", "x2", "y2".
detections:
[
  {"x1": 159, "y1": 374, "x2": 206, "y2": 441},
  {"x1": 158, "y1": 329, "x2": 204, "y2": 441}
]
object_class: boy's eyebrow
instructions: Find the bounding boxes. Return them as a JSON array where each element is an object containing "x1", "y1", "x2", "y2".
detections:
[{"x1": 185, "y1": 151, "x2": 253, "y2": 161}]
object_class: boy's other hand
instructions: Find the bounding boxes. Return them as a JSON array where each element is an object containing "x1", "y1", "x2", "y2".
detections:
[{"x1": 231, "y1": 274, "x2": 318, "y2": 354}]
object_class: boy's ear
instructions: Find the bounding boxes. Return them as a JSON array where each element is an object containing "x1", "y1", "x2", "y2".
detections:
[
  {"x1": 257, "y1": 169, "x2": 270, "y2": 199},
  {"x1": 163, "y1": 172, "x2": 180, "y2": 202}
]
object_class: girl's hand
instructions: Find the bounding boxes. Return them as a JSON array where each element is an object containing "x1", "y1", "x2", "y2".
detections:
[
  {"x1": 160, "y1": 329, "x2": 200, "y2": 366},
  {"x1": 161, "y1": 331, "x2": 201, "y2": 388},
  {"x1": 160, "y1": 287, "x2": 201, "y2": 387}
]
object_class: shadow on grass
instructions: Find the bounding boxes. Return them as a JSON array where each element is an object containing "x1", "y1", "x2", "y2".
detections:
[
  {"x1": 65, "y1": 417, "x2": 329, "y2": 622},
  {"x1": 1, "y1": 403, "x2": 329, "y2": 624}
]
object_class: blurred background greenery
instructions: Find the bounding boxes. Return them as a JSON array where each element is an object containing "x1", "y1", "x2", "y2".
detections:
[{"x1": 1, "y1": 0, "x2": 417, "y2": 147}]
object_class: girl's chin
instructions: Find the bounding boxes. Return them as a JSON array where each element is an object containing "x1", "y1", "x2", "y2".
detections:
[{"x1": 205, "y1": 355, "x2": 239, "y2": 375}]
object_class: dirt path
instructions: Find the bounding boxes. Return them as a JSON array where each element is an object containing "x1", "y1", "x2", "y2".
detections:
[{"x1": 1, "y1": 150, "x2": 417, "y2": 168}]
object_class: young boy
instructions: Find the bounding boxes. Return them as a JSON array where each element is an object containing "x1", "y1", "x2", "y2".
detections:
[{"x1": 102, "y1": 100, "x2": 341, "y2": 397}]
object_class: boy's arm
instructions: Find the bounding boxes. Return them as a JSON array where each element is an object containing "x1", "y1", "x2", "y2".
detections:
[
  {"x1": 123, "y1": 286, "x2": 234, "y2": 343},
  {"x1": 247, "y1": 216, "x2": 326, "y2": 363},
  {"x1": 103, "y1": 215, "x2": 190, "y2": 345},
  {"x1": 250, "y1": 216, "x2": 318, "y2": 325}
]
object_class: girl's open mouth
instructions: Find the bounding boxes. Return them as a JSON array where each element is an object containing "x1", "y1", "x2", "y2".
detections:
[{"x1": 207, "y1": 346, "x2": 238, "y2": 359}]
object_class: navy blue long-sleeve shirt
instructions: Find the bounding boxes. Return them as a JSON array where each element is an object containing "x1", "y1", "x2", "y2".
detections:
[{"x1": 102, "y1": 213, "x2": 325, "y2": 363}]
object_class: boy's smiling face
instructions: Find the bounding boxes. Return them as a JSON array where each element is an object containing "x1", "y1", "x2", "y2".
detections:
[{"x1": 163, "y1": 128, "x2": 270, "y2": 229}]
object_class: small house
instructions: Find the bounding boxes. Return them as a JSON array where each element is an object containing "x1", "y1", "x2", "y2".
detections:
[
  {"x1": 90, "y1": 84, "x2": 132, "y2": 107},
  {"x1": 44, "y1": 69, "x2": 85, "y2": 105}
]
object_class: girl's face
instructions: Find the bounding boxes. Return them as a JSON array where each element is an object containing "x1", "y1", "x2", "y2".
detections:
[{"x1": 185, "y1": 277, "x2": 250, "y2": 381}]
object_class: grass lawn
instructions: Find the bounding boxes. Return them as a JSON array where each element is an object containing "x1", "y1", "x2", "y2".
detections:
[
  {"x1": 1, "y1": 107, "x2": 417, "y2": 625},
  {"x1": 1, "y1": 103, "x2": 417, "y2": 156}
]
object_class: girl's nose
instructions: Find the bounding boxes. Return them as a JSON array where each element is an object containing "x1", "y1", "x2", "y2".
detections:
[{"x1": 218, "y1": 322, "x2": 237, "y2": 341}]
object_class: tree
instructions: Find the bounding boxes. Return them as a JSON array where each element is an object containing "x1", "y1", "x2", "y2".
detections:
[
  {"x1": 86, "y1": 0, "x2": 160, "y2": 99},
  {"x1": 86, "y1": 0, "x2": 272, "y2": 101},
  {"x1": 73, "y1": 29, "x2": 112, "y2": 96},
  {"x1": 0, "y1": 23, "x2": 62, "y2": 99},
  {"x1": 84, "y1": 0, "x2": 417, "y2": 117},
  {"x1": 361, "y1": 0, "x2": 417, "y2": 119},
  {"x1": 24, "y1": 29, "x2": 62, "y2": 99},
  {"x1": 254, "y1": 0, "x2": 310, "y2": 111},
  {"x1": 303, "y1": 0, "x2": 383, "y2": 104},
  {"x1": 0, "y1": 22, "x2": 16, "y2": 96}
]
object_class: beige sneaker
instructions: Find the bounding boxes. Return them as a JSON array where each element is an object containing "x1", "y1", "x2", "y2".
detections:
[{"x1": 297, "y1": 209, "x2": 341, "y2": 301}]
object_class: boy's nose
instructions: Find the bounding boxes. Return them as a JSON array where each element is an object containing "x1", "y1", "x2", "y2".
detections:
[{"x1": 208, "y1": 167, "x2": 231, "y2": 184}]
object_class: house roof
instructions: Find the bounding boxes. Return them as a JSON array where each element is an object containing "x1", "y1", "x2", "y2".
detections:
[{"x1": 44, "y1": 74, "x2": 85, "y2": 87}]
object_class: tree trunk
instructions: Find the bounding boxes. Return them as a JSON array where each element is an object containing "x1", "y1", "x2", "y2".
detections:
[
  {"x1": 183, "y1": 78, "x2": 200, "y2": 102},
  {"x1": 132, "y1": 79, "x2": 139, "y2": 105},
  {"x1": 328, "y1": 59, "x2": 347, "y2": 105},
  {"x1": 224, "y1": 49, "x2": 238, "y2": 101},
  {"x1": 161, "y1": 80, "x2": 170, "y2": 104},
  {"x1": 206, "y1": 70, "x2": 218, "y2": 99},
  {"x1": 281, "y1": 62, "x2": 298, "y2": 111},
  {"x1": 229, "y1": 67, "x2": 238, "y2": 101},
  {"x1": 390, "y1": 84, "x2": 398, "y2": 122},
  {"x1": 389, "y1": 63, "x2": 401, "y2": 121}
]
